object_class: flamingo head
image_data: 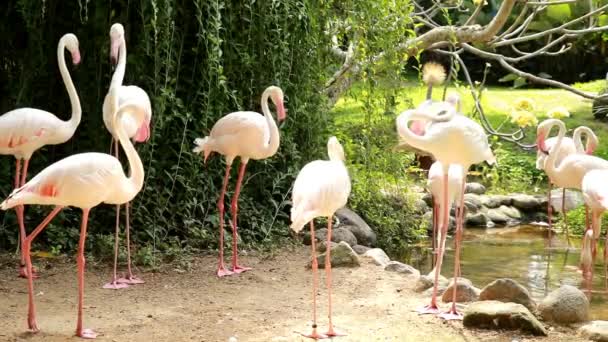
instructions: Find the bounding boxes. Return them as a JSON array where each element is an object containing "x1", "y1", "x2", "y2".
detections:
[
  {"x1": 586, "y1": 140, "x2": 597, "y2": 155},
  {"x1": 536, "y1": 121, "x2": 552, "y2": 155},
  {"x1": 133, "y1": 116, "x2": 151, "y2": 143},
  {"x1": 268, "y1": 86, "x2": 286, "y2": 123},
  {"x1": 110, "y1": 23, "x2": 125, "y2": 65},
  {"x1": 409, "y1": 119, "x2": 427, "y2": 136},
  {"x1": 62, "y1": 34, "x2": 81, "y2": 65}
]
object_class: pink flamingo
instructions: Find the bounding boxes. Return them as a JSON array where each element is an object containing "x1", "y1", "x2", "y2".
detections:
[
  {"x1": 0, "y1": 33, "x2": 81, "y2": 278},
  {"x1": 193, "y1": 86, "x2": 286, "y2": 277},
  {"x1": 102, "y1": 23, "x2": 152, "y2": 289},
  {"x1": 291, "y1": 136, "x2": 350, "y2": 339},
  {"x1": 397, "y1": 99, "x2": 495, "y2": 320},
  {"x1": 536, "y1": 126, "x2": 598, "y2": 245},
  {"x1": 581, "y1": 169, "x2": 608, "y2": 293},
  {"x1": 0, "y1": 85, "x2": 146, "y2": 339}
]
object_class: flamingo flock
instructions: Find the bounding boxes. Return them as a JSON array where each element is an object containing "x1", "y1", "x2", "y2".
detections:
[{"x1": 1, "y1": 24, "x2": 606, "y2": 342}]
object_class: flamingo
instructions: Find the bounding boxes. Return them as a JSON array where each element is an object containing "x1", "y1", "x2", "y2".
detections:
[
  {"x1": 536, "y1": 125, "x2": 598, "y2": 245},
  {"x1": 291, "y1": 136, "x2": 350, "y2": 339},
  {"x1": 397, "y1": 99, "x2": 495, "y2": 320},
  {"x1": 0, "y1": 33, "x2": 81, "y2": 278},
  {"x1": 581, "y1": 169, "x2": 608, "y2": 292},
  {"x1": 0, "y1": 85, "x2": 146, "y2": 339},
  {"x1": 193, "y1": 85, "x2": 286, "y2": 277},
  {"x1": 101, "y1": 23, "x2": 152, "y2": 289}
]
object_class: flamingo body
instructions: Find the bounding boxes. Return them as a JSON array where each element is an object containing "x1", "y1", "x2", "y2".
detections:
[{"x1": 103, "y1": 85, "x2": 151, "y2": 142}]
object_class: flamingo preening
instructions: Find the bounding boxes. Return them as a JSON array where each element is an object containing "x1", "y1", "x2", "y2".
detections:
[
  {"x1": 0, "y1": 85, "x2": 145, "y2": 339},
  {"x1": 193, "y1": 85, "x2": 286, "y2": 277},
  {"x1": 291, "y1": 136, "x2": 350, "y2": 339},
  {"x1": 536, "y1": 125, "x2": 598, "y2": 245},
  {"x1": 102, "y1": 23, "x2": 152, "y2": 289},
  {"x1": 397, "y1": 98, "x2": 495, "y2": 320},
  {"x1": 0, "y1": 33, "x2": 81, "y2": 278},
  {"x1": 581, "y1": 169, "x2": 608, "y2": 293}
]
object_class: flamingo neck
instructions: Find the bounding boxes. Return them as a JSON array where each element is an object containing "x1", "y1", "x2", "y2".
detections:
[
  {"x1": 260, "y1": 89, "x2": 280, "y2": 158},
  {"x1": 573, "y1": 126, "x2": 597, "y2": 154},
  {"x1": 110, "y1": 37, "x2": 127, "y2": 89},
  {"x1": 396, "y1": 108, "x2": 455, "y2": 153},
  {"x1": 58, "y1": 39, "x2": 81, "y2": 135},
  {"x1": 545, "y1": 120, "x2": 566, "y2": 177}
]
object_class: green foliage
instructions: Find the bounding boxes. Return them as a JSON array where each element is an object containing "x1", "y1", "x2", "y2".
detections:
[{"x1": 0, "y1": 0, "x2": 331, "y2": 259}]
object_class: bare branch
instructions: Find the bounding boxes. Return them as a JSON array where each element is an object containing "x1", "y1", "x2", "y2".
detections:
[{"x1": 527, "y1": 0, "x2": 577, "y2": 5}]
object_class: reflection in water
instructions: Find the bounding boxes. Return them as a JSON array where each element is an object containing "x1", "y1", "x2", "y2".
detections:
[{"x1": 399, "y1": 225, "x2": 608, "y2": 320}]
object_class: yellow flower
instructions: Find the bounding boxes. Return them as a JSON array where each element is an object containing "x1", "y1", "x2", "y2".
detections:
[
  {"x1": 546, "y1": 106, "x2": 570, "y2": 119},
  {"x1": 513, "y1": 97, "x2": 536, "y2": 112},
  {"x1": 510, "y1": 110, "x2": 538, "y2": 128},
  {"x1": 422, "y1": 62, "x2": 446, "y2": 87}
]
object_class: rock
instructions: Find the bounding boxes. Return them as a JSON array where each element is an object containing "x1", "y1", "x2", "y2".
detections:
[
  {"x1": 329, "y1": 227, "x2": 357, "y2": 246},
  {"x1": 551, "y1": 188, "x2": 585, "y2": 212},
  {"x1": 352, "y1": 245, "x2": 370, "y2": 255},
  {"x1": 423, "y1": 211, "x2": 456, "y2": 233},
  {"x1": 465, "y1": 212, "x2": 489, "y2": 227},
  {"x1": 479, "y1": 278, "x2": 536, "y2": 312},
  {"x1": 480, "y1": 195, "x2": 504, "y2": 209},
  {"x1": 463, "y1": 200, "x2": 479, "y2": 214},
  {"x1": 463, "y1": 193, "x2": 482, "y2": 209},
  {"x1": 539, "y1": 285, "x2": 589, "y2": 324},
  {"x1": 415, "y1": 273, "x2": 448, "y2": 293},
  {"x1": 465, "y1": 182, "x2": 486, "y2": 195},
  {"x1": 579, "y1": 321, "x2": 608, "y2": 342},
  {"x1": 363, "y1": 248, "x2": 391, "y2": 266},
  {"x1": 463, "y1": 301, "x2": 547, "y2": 336},
  {"x1": 442, "y1": 278, "x2": 480, "y2": 303},
  {"x1": 302, "y1": 228, "x2": 327, "y2": 245},
  {"x1": 317, "y1": 241, "x2": 338, "y2": 253},
  {"x1": 527, "y1": 211, "x2": 549, "y2": 224},
  {"x1": 511, "y1": 194, "x2": 542, "y2": 211},
  {"x1": 486, "y1": 208, "x2": 510, "y2": 225},
  {"x1": 384, "y1": 261, "x2": 420, "y2": 277},
  {"x1": 413, "y1": 199, "x2": 429, "y2": 214},
  {"x1": 309, "y1": 241, "x2": 359, "y2": 268},
  {"x1": 335, "y1": 208, "x2": 377, "y2": 246},
  {"x1": 422, "y1": 193, "x2": 433, "y2": 207},
  {"x1": 497, "y1": 205, "x2": 522, "y2": 219},
  {"x1": 423, "y1": 283, "x2": 448, "y2": 297}
]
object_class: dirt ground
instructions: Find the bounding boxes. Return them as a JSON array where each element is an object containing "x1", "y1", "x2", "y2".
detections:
[{"x1": 0, "y1": 247, "x2": 589, "y2": 342}]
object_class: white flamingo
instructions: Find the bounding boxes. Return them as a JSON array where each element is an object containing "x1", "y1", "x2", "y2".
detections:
[
  {"x1": 291, "y1": 136, "x2": 350, "y2": 339},
  {"x1": 0, "y1": 33, "x2": 81, "y2": 278},
  {"x1": 0, "y1": 85, "x2": 146, "y2": 339},
  {"x1": 581, "y1": 169, "x2": 608, "y2": 293},
  {"x1": 101, "y1": 23, "x2": 152, "y2": 289},
  {"x1": 397, "y1": 99, "x2": 495, "y2": 320},
  {"x1": 193, "y1": 85, "x2": 286, "y2": 277},
  {"x1": 536, "y1": 125, "x2": 598, "y2": 244}
]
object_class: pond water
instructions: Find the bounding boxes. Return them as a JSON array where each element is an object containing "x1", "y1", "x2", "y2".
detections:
[{"x1": 398, "y1": 225, "x2": 608, "y2": 320}]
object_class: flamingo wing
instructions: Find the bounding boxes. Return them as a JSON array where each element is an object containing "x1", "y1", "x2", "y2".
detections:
[{"x1": 211, "y1": 111, "x2": 268, "y2": 145}]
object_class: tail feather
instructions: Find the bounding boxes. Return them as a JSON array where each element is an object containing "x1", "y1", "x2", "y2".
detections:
[
  {"x1": 290, "y1": 201, "x2": 313, "y2": 233},
  {"x1": 192, "y1": 137, "x2": 209, "y2": 154}
]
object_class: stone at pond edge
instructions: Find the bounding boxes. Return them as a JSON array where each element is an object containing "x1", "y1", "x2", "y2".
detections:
[
  {"x1": 579, "y1": 321, "x2": 608, "y2": 342},
  {"x1": 363, "y1": 248, "x2": 391, "y2": 266},
  {"x1": 317, "y1": 241, "x2": 338, "y2": 253},
  {"x1": 384, "y1": 261, "x2": 420, "y2": 277},
  {"x1": 463, "y1": 301, "x2": 547, "y2": 336},
  {"x1": 497, "y1": 205, "x2": 522, "y2": 220},
  {"x1": 413, "y1": 198, "x2": 429, "y2": 214},
  {"x1": 539, "y1": 285, "x2": 589, "y2": 324},
  {"x1": 486, "y1": 208, "x2": 510, "y2": 225},
  {"x1": 442, "y1": 278, "x2": 480, "y2": 303},
  {"x1": 511, "y1": 194, "x2": 542, "y2": 211},
  {"x1": 479, "y1": 278, "x2": 536, "y2": 313},
  {"x1": 463, "y1": 193, "x2": 482, "y2": 209},
  {"x1": 465, "y1": 212, "x2": 489, "y2": 227},
  {"x1": 465, "y1": 182, "x2": 486, "y2": 195},
  {"x1": 330, "y1": 227, "x2": 358, "y2": 246},
  {"x1": 480, "y1": 195, "x2": 505, "y2": 209},
  {"x1": 335, "y1": 208, "x2": 377, "y2": 246},
  {"x1": 302, "y1": 228, "x2": 327, "y2": 245},
  {"x1": 308, "y1": 241, "x2": 360, "y2": 269},
  {"x1": 415, "y1": 273, "x2": 448, "y2": 293},
  {"x1": 423, "y1": 211, "x2": 455, "y2": 233},
  {"x1": 352, "y1": 245, "x2": 370, "y2": 255}
]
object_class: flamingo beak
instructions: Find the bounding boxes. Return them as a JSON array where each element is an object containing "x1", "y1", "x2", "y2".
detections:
[
  {"x1": 409, "y1": 120, "x2": 426, "y2": 136},
  {"x1": 537, "y1": 131, "x2": 548, "y2": 155},
  {"x1": 71, "y1": 50, "x2": 81, "y2": 65},
  {"x1": 110, "y1": 38, "x2": 121, "y2": 65},
  {"x1": 277, "y1": 100, "x2": 286, "y2": 123},
  {"x1": 134, "y1": 118, "x2": 151, "y2": 143},
  {"x1": 586, "y1": 142, "x2": 597, "y2": 155}
]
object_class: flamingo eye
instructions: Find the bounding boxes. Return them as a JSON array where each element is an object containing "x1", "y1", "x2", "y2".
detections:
[{"x1": 438, "y1": 110, "x2": 447, "y2": 116}]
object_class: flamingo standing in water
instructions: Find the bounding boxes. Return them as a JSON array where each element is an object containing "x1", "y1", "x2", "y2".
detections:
[
  {"x1": 397, "y1": 99, "x2": 495, "y2": 320},
  {"x1": 536, "y1": 125, "x2": 598, "y2": 244},
  {"x1": 101, "y1": 23, "x2": 152, "y2": 289},
  {"x1": 291, "y1": 136, "x2": 350, "y2": 339},
  {"x1": 0, "y1": 33, "x2": 81, "y2": 278},
  {"x1": 0, "y1": 85, "x2": 146, "y2": 339},
  {"x1": 581, "y1": 169, "x2": 608, "y2": 292},
  {"x1": 193, "y1": 86, "x2": 286, "y2": 277}
]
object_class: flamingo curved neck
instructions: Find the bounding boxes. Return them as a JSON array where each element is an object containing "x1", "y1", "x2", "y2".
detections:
[
  {"x1": 396, "y1": 108, "x2": 456, "y2": 153},
  {"x1": 58, "y1": 40, "x2": 81, "y2": 135},
  {"x1": 545, "y1": 120, "x2": 566, "y2": 176},
  {"x1": 110, "y1": 37, "x2": 127, "y2": 89},
  {"x1": 261, "y1": 90, "x2": 280, "y2": 157},
  {"x1": 573, "y1": 127, "x2": 597, "y2": 153}
]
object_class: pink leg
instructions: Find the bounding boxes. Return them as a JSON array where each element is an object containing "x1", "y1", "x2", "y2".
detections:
[
  {"x1": 299, "y1": 221, "x2": 328, "y2": 340},
  {"x1": 563, "y1": 188, "x2": 570, "y2": 247},
  {"x1": 324, "y1": 216, "x2": 345, "y2": 337},
  {"x1": 104, "y1": 141, "x2": 128, "y2": 289},
  {"x1": 418, "y1": 173, "x2": 449, "y2": 315},
  {"x1": 431, "y1": 201, "x2": 437, "y2": 268},
  {"x1": 216, "y1": 163, "x2": 233, "y2": 277},
  {"x1": 118, "y1": 201, "x2": 144, "y2": 284},
  {"x1": 547, "y1": 185, "x2": 553, "y2": 247},
  {"x1": 24, "y1": 206, "x2": 63, "y2": 333},
  {"x1": 75, "y1": 209, "x2": 97, "y2": 339},
  {"x1": 439, "y1": 179, "x2": 466, "y2": 321},
  {"x1": 229, "y1": 161, "x2": 251, "y2": 274},
  {"x1": 18, "y1": 158, "x2": 38, "y2": 278}
]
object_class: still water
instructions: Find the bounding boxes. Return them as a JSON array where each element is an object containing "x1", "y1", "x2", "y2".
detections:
[{"x1": 399, "y1": 225, "x2": 608, "y2": 320}]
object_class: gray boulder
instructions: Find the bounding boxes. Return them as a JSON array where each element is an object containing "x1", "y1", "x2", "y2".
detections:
[
  {"x1": 465, "y1": 182, "x2": 486, "y2": 195},
  {"x1": 413, "y1": 198, "x2": 429, "y2": 214},
  {"x1": 442, "y1": 278, "x2": 480, "y2": 303},
  {"x1": 309, "y1": 241, "x2": 360, "y2": 268},
  {"x1": 421, "y1": 193, "x2": 433, "y2": 207},
  {"x1": 330, "y1": 227, "x2": 357, "y2": 246},
  {"x1": 335, "y1": 208, "x2": 377, "y2": 246},
  {"x1": 384, "y1": 261, "x2": 420, "y2": 277},
  {"x1": 486, "y1": 208, "x2": 510, "y2": 225},
  {"x1": 551, "y1": 188, "x2": 584, "y2": 213},
  {"x1": 463, "y1": 301, "x2": 547, "y2": 336},
  {"x1": 352, "y1": 245, "x2": 370, "y2": 255},
  {"x1": 511, "y1": 194, "x2": 542, "y2": 211},
  {"x1": 539, "y1": 285, "x2": 589, "y2": 324},
  {"x1": 497, "y1": 205, "x2": 522, "y2": 219},
  {"x1": 480, "y1": 195, "x2": 503, "y2": 209},
  {"x1": 317, "y1": 241, "x2": 338, "y2": 253},
  {"x1": 423, "y1": 211, "x2": 455, "y2": 233},
  {"x1": 415, "y1": 273, "x2": 448, "y2": 293},
  {"x1": 363, "y1": 248, "x2": 391, "y2": 266},
  {"x1": 479, "y1": 278, "x2": 536, "y2": 312},
  {"x1": 302, "y1": 228, "x2": 327, "y2": 245},
  {"x1": 466, "y1": 212, "x2": 490, "y2": 227},
  {"x1": 463, "y1": 193, "x2": 483, "y2": 209},
  {"x1": 579, "y1": 321, "x2": 608, "y2": 342}
]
